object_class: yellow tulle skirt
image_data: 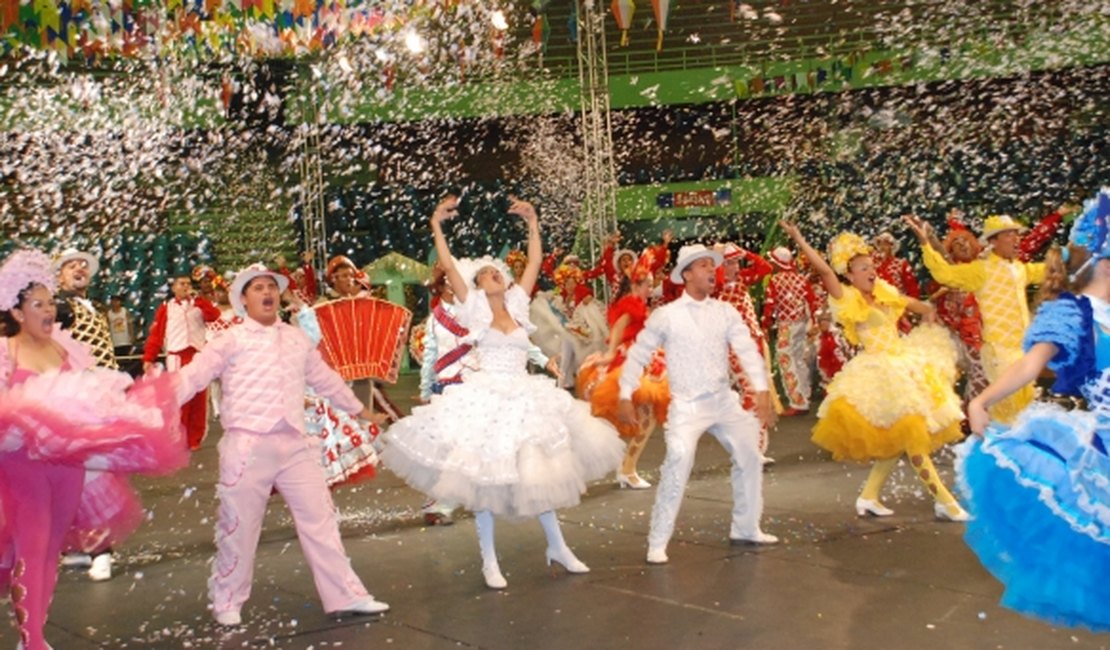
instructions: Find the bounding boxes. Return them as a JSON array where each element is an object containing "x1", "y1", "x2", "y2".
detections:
[
  {"x1": 813, "y1": 324, "x2": 965, "y2": 462},
  {"x1": 577, "y1": 352, "x2": 670, "y2": 439}
]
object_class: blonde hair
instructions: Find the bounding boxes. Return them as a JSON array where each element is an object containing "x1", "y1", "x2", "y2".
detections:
[{"x1": 1037, "y1": 244, "x2": 1092, "y2": 305}]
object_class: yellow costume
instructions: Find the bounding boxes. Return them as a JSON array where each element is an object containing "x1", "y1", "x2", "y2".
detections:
[
  {"x1": 921, "y1": 245, "x2": 1044, "y2": 424},
  {"x1": 812, "y1": 279, "x2": 964, "y2": 461}
]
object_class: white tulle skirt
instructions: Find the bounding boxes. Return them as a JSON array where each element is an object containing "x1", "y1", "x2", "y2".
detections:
[{"x1": 380, "y1": 370, "x2": 624, "y2": 517}]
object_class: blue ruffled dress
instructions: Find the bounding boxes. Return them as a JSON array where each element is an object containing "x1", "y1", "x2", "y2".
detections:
[{"x1": 957, "y1": 292, "x2": 1110, "y2": 631}]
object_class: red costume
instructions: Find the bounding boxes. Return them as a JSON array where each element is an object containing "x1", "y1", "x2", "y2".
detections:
[
  {"x1": 143, "y1": 296, "x2": 221, "y2": 449},
  {"x1": 576, "y1": 256, "x2": 670, "y2": 439},
  {"x1": 762, "y1": 250, "x2": 819, "y2": 411},
  {"x1": 715, "y1": 245, "x2": 777, "y2": 451}
]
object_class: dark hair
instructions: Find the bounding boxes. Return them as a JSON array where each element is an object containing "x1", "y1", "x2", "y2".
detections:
[
  {"x1": 427, "y1": 266, "x2": 449, "y2": 296},
  {"x1": 0, "y1": 282, "x2": 46, "y2": 337},
  {"x1": 613, "y1": 275, "x2": 633, "y2": 302}
]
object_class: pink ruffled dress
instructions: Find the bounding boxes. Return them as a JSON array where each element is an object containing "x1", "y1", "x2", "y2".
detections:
[{"x1": 0, "y1": 330, "x2": 188, "y2": 650}]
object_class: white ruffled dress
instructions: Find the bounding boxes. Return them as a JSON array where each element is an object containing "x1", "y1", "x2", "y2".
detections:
[{"x1": 380, "y1": 285, "x2": 624, "y2": 517}]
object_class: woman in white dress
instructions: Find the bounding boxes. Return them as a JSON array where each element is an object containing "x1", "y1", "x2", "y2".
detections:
[{"x1": 380, "y1": 196, "x2": 624, "y2": 590}]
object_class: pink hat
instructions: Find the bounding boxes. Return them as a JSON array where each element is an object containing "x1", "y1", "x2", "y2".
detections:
[
  {"x1": 0, "y1": 250, "x2": 56, "y2": 311},
  {"x1": 229, "y1": 263, "x2": 290, "y2": 316}
]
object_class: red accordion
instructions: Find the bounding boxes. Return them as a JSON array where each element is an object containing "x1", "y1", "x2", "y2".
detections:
[{"x1": 313, "y1": 297, "x2": 412, "y2": 383}]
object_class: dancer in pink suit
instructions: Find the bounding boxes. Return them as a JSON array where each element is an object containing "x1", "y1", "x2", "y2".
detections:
[
  {"x1": 173, "y1": 264, "x2": 389, "y2": 627},
  {"x1": 0, "y1": 249, "x2": 187, "y2": 650}
]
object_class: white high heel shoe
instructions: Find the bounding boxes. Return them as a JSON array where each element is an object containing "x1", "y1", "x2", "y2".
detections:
[
  {"x1": 934, "y1": 501, "x2": 971, "y2": 522},
  {"x1": 855, "y1": 498, "x2": 894, "y2": 517},
  {"x1": 617, "y1": 473, "x2": 652, "y2": 489},
  {"x1": 545, "y1": 546, "x2": 590, "y2": 574},
  {"x1": 482, "y1": 562, "x2": 508, "y2": 589}
]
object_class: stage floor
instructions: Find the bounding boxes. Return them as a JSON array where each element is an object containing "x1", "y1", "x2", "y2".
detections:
[{"x1": 6, "y1": 376, "x2": 1106, "y2": 649}]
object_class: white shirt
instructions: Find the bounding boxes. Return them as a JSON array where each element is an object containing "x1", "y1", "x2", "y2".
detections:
[
  {"x1": 106, "y1": 307, "x2": 133, "y2": 346},
  {"x1": 619, "y1": 290, "x2": 768, "y2": 402}
]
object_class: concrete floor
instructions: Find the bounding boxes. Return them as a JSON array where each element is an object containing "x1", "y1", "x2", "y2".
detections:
[{"x1": 5, "y1": 376, "x2": 1108, "y2": 649}]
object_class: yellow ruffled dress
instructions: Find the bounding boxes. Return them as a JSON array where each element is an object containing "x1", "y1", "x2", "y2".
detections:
[{"x1": 812, "y1": 279, "x2": 964, "y2": 462}]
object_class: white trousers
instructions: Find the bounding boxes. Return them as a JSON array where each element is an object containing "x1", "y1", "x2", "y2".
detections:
[{"x1": 648, "y1": 390, "x2": 765, "y2": 550}]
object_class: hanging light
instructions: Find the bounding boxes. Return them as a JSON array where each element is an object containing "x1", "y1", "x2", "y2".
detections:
[{"x1": 491, "y1": 10, "x2": 509, "y2": 31}]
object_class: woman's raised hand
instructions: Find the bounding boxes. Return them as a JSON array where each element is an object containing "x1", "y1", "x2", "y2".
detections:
[
  {"x1": 508, "y1": 197, "x2": 538, "y2": 225},
  {"x1": 778, "y1": 219, "x2": 802, "y2": 242},
  {"x1": 901, "y1": 214, "x2": 930, "y2": 243},
  {"x1": 431, "y1": 196, "x2": 460, "y2": 226}
]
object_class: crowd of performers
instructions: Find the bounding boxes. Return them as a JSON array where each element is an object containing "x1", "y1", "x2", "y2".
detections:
[{"x1": 2, "y1": 188, "x2": 1110, "y2": 648}]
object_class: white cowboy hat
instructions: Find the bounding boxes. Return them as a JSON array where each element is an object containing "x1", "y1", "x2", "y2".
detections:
[
  {"x1": 52, "y1": 248, "x2": 99, "y2": 277},
  {"x1": 229, "y1": 263, "x2": 289, "y2": 316},
  {"x1": 614, "y1": 248, "x2": 637, "y2": 265},
  {"x1": 670, "y1": 244, "x2": 723, "y2": 284}
]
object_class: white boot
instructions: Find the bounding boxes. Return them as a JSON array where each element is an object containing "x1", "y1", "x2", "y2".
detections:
[{"x1": 476, "y1": 510, "x2": 507, "y2": 589}]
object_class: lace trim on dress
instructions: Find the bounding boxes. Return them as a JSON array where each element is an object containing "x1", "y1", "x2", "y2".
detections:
[
  {"x1": 828, "y1": 279, "x2": 906, "y2": 346},
  {"x1": 458, "y1": 285, "x2": 537, "y2": 343},
  {"x1": 1025, "y1": 294, "x2": 1096, "y2": 394}
]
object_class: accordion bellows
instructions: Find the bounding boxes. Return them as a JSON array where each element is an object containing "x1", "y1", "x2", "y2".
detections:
[{"x1": 314, "y1": 297, "x2": 412, "y2": 383}]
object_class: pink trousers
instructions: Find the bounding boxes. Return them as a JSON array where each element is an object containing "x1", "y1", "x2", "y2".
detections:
[
  {"x1": 211, "y1": 428, "x2": 369, "y2": 617},
  {"x1": 0, "y1": 451, "x2": 84, "y2": 650}
]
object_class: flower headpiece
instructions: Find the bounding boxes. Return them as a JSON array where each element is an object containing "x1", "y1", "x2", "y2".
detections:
[
  {"x1": 192, "y1": 264, "x2": 217, "y2": 282},
  {"x1": 0, "y1": 250, "x2": 58, "y2": 311},
  {"x1": 1066, "y1": 188, "x2": 1110, "y2": 278},
  {"x1": 943, "y1": 228, "x2": 982, "y2": 261},
  {"x1": 829, "y1": 232, "x2": 872, "y2": 275},
  {"x1": 554, "y1": 263, "x2": 583, "y2": 289},
  {"x1": 629, "y1": 250, "x2": 656, "y2": 284},
  {"x1": 505, "y1": 249, "x2": 527, "y2": 271}
]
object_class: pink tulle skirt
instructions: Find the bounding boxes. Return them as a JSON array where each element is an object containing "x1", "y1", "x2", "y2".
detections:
[{"x1": 0, "y1": 369, "x2": 189, "y2": 567}]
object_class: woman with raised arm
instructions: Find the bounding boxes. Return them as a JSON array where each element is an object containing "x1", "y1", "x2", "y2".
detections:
[
  {"x1": 577, "y1": 253, "x2": 669, "y2": 489},
  {"x1": 779, "y1": 220, "x2": 968, "y2": 521},
  {"x1": 958, "y1": 190, "x2": 1110, "y2": 632},
  {"x1": 380, "y1": 196, "x2": 624, "y2": 590}
]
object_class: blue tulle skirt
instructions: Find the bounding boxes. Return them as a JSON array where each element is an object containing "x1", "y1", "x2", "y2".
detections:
[{"x1": 957, "y1": 403, "x2": 1110, "y2": 632}]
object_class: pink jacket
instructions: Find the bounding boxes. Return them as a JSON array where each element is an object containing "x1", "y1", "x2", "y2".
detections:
[{"x1": 175, "y1": 317, "x2": 362, "y2": 435}]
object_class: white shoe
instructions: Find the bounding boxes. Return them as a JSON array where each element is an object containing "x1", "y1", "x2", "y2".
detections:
[
  {"x1": 88, "y1": 553, "x2": 112, "y2": 581},
  {"x1": 60, "y1": 553, "x2": 92, "y2": 568},
  {"x1": 214, "y1": 610, "x2": 242, "y2": 626},
  {"x1": 645, "y1": 547, "x2": 669, "y2": 564},
  {"x1": 482, "y1": 562, "x2": 507, "y2": 590},
  {"x1": 330, "y1": 596, "x2": 390, "y2": 616},
  {"x1": 617, "y1": 473, "x2": 652, "y2": 489},
  {"x1": 761, "y1": 456, "x2": 776, "y2": 466},
  {"x1": 855, "y1": 498, "x2": 894, "y2": 517},
  {"x1": 545, "y1": 546, "x2": 590, "y2": 574},
  {"x1": 730, "y1": 531, "x2": 780, "y2": 545},
  {"x1": 934, "y1": 501, "x2": 971, "y2": 522}
]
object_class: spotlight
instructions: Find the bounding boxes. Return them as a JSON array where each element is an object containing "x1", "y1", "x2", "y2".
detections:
[
  {"x1": 491, "y1": 10, "x2": 509, "y2": 31},
  {"x1": 404, "y1": 31, "x2": 426, "y2": 54}
]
